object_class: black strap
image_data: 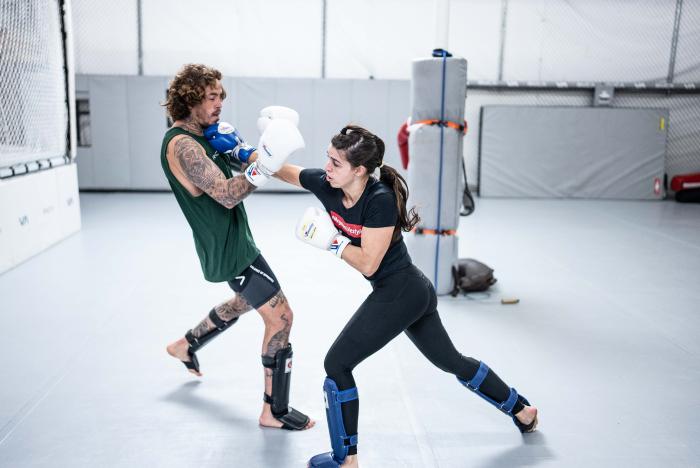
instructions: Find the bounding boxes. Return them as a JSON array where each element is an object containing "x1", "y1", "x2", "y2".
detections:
[
  {"x1": 460, "y1": 157, "x2": 475, "y2": 217},
  {"x1": 208, "y1": 308, "x2": 230, "y2": 330}
]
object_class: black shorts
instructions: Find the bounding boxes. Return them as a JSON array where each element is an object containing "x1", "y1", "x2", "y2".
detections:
[{"x1": 227, "y1": 254, "x2": 281, "y2": 309}]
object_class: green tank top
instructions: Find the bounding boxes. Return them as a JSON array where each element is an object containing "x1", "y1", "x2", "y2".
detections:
[{"x1": 160, "y1": 127, "x2": 259, "y2": 282}]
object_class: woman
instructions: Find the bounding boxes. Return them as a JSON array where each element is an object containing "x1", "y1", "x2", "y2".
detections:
[{"x1": 275, "y1": 125, "x2": 538, "y2": 468}]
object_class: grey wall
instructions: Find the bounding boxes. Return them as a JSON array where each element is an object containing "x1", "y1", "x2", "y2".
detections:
[
  {"x1": 479, "y1": 106, "x2": 668, "y2": 199},
  {"x1": 75, "y1": 75, "x2": 410, "y2": 191}
]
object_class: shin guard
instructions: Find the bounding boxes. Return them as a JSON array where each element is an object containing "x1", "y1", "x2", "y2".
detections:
[
  {"x1": 183, "y1": 309, "x2": 238, "y2": 372},
  {"x1": 186, "y1": 309, "x2": 238, "y2": 352},
  {"x1": 323, "y1": 377, "x2": 358, "y2": 463},
  {"x1": 457, "y1": 361, "x2": 534, "y2": 432},
  {"x1": 262, "y1": 344, "x2": 310, "y2": 430}
]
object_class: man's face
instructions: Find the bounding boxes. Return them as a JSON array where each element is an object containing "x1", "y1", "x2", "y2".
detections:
[{"x1": 190, "y1": 81, "x2": 223, "y2": 127}]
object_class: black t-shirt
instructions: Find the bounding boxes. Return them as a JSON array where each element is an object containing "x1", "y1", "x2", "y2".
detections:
[{"x1": 299, "y1": 168, "x2": 412, "y2": 281}]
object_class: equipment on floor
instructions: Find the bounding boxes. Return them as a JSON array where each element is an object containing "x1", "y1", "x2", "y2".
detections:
[
  {"x1": 671, "y1": 172, "x2": 700, "y2": 203},
  {"x1": 450, "y1": 258, "x2": 497, "y2": 297}
]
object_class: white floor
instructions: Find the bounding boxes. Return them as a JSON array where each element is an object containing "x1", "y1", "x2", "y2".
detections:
[{"x1": 1, "y1": 192, "x2": 699, "y2": 468}]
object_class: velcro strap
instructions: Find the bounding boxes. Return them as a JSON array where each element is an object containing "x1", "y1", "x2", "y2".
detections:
[
  {"x1": 261, "y1": 355, "x2": 276, "y2": 368},
  {"x1": 263, "y1": 393, "x2": 274, "y2": 405},
  {"x1": 335, "y1": 387, "x2": 358, "y2": 403},
  {"x1": 184, "y1": 330, "x2": 199, "y2": 347},
  {"x1": 413, "y1": 118, "x2": 468, "y2": 134},
  {"x1": 344, "y1": 434, "x2": 358, "y2": 446},
  {"x1": 208, "y1": 309, "x2": 228, "y2": 330},
  {"x1": 467, "y1": 362, "x2": 490, "y2": 390},
  {"x1": 499, "y1": 387, "x2": 519, "y2": 414},
  {"x1": 277, "y1": 406, "x2": 310, "y2": 430}
]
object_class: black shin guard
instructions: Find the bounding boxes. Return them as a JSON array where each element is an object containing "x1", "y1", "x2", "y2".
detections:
[
  {"x1": 184, "y1": 309, "x2": 239, "y2": 372},
  {"x1": 262, "y1": 344, "x2": 310, "y2": 430}
]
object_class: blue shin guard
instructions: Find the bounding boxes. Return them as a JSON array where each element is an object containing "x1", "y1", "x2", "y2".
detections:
[
  {"x1": 308, "y1": 377, "x2": 358, "y2": 467},
  {"x1": 458, "y1": 361, "x2": 536, "y2": 433}
]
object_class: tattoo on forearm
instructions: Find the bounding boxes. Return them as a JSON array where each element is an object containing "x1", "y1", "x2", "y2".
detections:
[
  {"x1": 174, "y1": 136, "x2": 255, "y2": 208},
  {"x1": 265, "y1": 312, "x2": 290, "y2": 356}
]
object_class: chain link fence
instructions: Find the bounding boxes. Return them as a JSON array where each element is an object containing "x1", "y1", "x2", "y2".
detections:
[{"x1": 0, "y1": 0, "x2": 68, "y2": 171}]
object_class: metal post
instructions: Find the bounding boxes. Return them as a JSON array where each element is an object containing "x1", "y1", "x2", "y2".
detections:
[
  {"x1": 137, "y1": 0, "x2": 143, "y2": 76},
  {"x1": 321, "y1": 0, "x2": 327, "y2": 78},
  {"x1": 497, "y1": 0, "x2": 508, "y2": 81},
  {"x1": 667, "y1": 0, "x2": 684, "y2": 84}
]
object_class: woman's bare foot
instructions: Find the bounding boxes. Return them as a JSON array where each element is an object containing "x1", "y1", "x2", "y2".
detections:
[
  {"x1": 259, "y1": 405, "x2": 316, "y2": 430},
  {"x1": 514, "y1": 405, "x2": 538, "y2": 432},
  {"x1": 166, "y1": 337, "x2": 201, "y2": 377},
  {"x1": 341, "y1": 454, "x2": 358, "y2": 467}
]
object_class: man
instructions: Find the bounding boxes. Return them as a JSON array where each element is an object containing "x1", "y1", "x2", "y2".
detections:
[{"x1": 160, "y1": 63, "x2": 313, "y2": 431}]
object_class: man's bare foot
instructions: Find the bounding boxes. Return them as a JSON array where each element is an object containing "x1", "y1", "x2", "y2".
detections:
[
  {"x1": 514, "y1": 405, "x2": 538, "y2": 431},
  {"x1": 166, "y1": 337, "x2": 201, "y2": 377},
  {"x1": 259, "y1": 405, "x2": 315, "y2": 430}
]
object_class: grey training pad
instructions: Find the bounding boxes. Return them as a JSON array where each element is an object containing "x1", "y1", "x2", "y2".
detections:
[
  {"x1": 407, "y1": 124, "x2": 464, "y2": 231},
  {"x1": 479, "y1": 106, "x2": 668, "y2": 199},
  {"x1": 410, "y1": 57, "x2": 467, "y2": 124},
  {"x1": 404, "y1": 232, "x2": 458, "y2": 296}
]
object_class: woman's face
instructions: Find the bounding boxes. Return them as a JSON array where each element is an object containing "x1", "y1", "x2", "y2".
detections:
[{"x1": 324, "y1": 145, "x2": 364, "y2": 188}]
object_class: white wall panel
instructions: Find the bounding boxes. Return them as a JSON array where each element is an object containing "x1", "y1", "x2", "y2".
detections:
[
  {"x1": 0, "y1": 165, "x2": 81, "y2": 274},
  {"x1": 448, "y1": 0, "x2": 502, "y2": 81},
  {"x1": 142, "y1": 0, "x2": 321, "y2": 77},
  {"x1": 326, "y1": 0, "x2": 434, "y2": 79}
]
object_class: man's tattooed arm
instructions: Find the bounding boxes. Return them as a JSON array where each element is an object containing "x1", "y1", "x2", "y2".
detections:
[{"x1": 174, "y1": 135, "x2": 255, "y2": 209}]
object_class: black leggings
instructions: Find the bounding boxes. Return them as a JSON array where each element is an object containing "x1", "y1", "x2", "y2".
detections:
[{"x1": 324, "y1": 265, "x2": 522, "y2": 455}]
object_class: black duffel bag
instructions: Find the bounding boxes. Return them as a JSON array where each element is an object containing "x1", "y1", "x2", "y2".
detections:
[{"x1": 450, "y1": 258, "x2": 497, "y2": 297}]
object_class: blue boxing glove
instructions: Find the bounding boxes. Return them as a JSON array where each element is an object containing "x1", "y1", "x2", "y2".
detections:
[{"x1": 203, "y1": 122, "x2": 256, "y2": 163}]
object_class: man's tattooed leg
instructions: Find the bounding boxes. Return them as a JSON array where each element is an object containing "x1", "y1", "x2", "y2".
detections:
[
  {"x1": 166, "y1": 294, "x2": 252, "y2": 376},
  {"x1": 262, "y1": 290, "x2": 291, "y2": 356},
  {"x1": 258, "y1": 290, "x2": 313, "y2": 430},
  {"x1": 191, "y1": 294, "x2": 253, "y2": 339}
]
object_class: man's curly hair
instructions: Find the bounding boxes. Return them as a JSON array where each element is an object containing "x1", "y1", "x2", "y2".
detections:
[{"x1": 163, "y1": 64, "x2": 226, "y2": 121}]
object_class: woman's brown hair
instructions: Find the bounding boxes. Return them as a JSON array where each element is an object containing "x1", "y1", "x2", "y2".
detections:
[{"x1": 331, "y1": 125, "x2": 420, "y2": 235}]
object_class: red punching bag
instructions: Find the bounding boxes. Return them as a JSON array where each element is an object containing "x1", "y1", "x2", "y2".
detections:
[{"x1": 397, "y1": 120, "x2": 409, "y2": 169}]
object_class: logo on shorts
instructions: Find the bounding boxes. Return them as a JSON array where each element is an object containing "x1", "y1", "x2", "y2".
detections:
[
  {"x1": 250, "y1": 264, "x2": 275, "y2": 284},
  {"x1": 235, "y1": 275, "x2": 245, "y2": 286},
  {"x1": 285, "y1": 358, "x2": 292, "y2": 373}
]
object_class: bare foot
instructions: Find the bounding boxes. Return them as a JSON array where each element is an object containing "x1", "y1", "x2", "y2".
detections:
[
  {"x1": 166, "y1": 337, "x2": 201, "y2": 377},
  {"x1": 515, "y1": 405, "x2": 538, "y2": 431},
  {"x1": 259, "y1": 404, "x2": 316, "y2": 430}
]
